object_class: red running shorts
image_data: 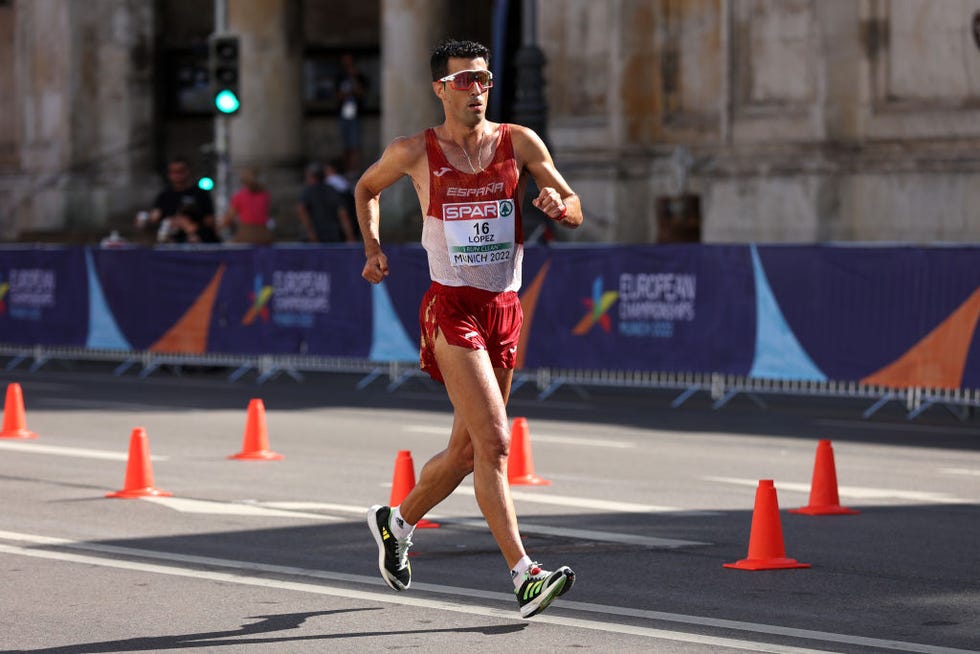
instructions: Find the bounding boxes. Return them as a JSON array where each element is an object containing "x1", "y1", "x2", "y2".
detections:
[{"x1": 419, "y1": 282, "x2": 523, "y2": 384}]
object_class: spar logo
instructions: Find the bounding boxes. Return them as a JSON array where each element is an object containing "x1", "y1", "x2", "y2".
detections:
[
  {"x1": 444, "y1": 200, "x2": 512, "y2": 221},
  {"x1": 242, "y1": 275, "x2": 273, "y2": 325},
  {"x1": 572, "y1": 277, "x2": 619, "y2": 335}
]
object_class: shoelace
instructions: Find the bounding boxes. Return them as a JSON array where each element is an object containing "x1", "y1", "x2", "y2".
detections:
[
  {"x1": 394, "y1": 534, "x2": 412, "y2": 570},
  {"x1": 517, "y1": 564, "x2": 551, "y2": 600},
  {"x1": 521, "y1": 564, "x2": 548, "y2": 586}
]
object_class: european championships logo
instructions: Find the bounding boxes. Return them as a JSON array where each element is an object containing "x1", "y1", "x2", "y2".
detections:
[
  {"x1": 572, "y1": 277, "x2": 618, "y2": 335},
  {"x1": 242, "y1": 274, "x2": 273, "y2": 325}
]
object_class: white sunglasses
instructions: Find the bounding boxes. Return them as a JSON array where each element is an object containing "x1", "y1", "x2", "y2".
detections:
[{"x1": 438, "y1": 69, "x2": 494, "y2": 90}]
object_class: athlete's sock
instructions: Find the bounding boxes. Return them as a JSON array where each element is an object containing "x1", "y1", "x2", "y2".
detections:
[
  {"x1": 510, "y1": 555, "x2": 534, "y2": 589},
  {"x1": 390, "y1": 506, "x2": 414, "y2": 539}
]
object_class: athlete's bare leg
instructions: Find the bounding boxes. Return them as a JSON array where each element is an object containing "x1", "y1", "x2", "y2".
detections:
[
  {"x1": 399, "y1": 336, "x2": 523, "y2": 568},
  {"x1": 399, "y1": 364, "x2": 514, "y2": 521},
  {"x1": 436, "y1": 338, "x2": 523, "y2": 567},
  {"x1": 397, "y1": 414, "x2": 472, "y2": 522}
]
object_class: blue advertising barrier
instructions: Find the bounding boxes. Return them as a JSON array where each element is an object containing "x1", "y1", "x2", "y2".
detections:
[{"x1": 0, "y1": 243, "x2": 978, "y2": 410}]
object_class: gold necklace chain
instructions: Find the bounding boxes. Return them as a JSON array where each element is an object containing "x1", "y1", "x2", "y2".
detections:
[{"x1": 456, "y1": 138, "x2": 484, "y2": 174}]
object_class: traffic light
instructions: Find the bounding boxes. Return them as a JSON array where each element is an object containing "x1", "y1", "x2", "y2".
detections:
[
  {"x1": 198, "y1": 142, "x2": 216, "y2": 192},
  {"x1": 209, "y1": 34, "x2": 240, "y2": 115}
]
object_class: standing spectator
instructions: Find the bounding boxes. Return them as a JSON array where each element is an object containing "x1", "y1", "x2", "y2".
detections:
[
  {"x1": 336, "y1": 53, "x2": 368, "y2": 175},
  {"x1": 220, "y1": 167, "x2": 274, "y2": 245},
  {"x1": 324, "y1": 157, "x2": 359, "y2": 240},
  {"x1": 324, "y1": 157, "x2": 352, "y2": 194},
  {"x1": 136, "y1": 156, "x2": 214, "y2": 243},
  {"x1": 297, "y1": 162, "x2": 356, "y2": 243}
]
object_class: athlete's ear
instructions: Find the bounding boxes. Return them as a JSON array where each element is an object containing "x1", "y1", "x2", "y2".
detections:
[{"x1": 432, "y1": 81, "x2": 445, "y2": 100}]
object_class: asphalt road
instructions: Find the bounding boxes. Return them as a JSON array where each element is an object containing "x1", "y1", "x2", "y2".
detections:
[{"x1": 0, "y1": 363, "x2": 978, "y2": 653}]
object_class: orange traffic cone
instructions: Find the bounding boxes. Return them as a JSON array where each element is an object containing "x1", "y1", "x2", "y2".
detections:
[
  {"x1": 388, "y1": 450, "x2": 439, "y2": 529},
  {"x1": 106, "y1": 428, "x2": 172, "y2": 498},
  {"x1": 724, "y1": 479, "x2": 810, "y2": 570},
  {"x1": 0, "y1": 382, "x2": 38, "y2": 439},
  {"x1": 229, "y1": 399, "x2": 283, "y2": 460},
  {"x1": 507, "y1": 417, "x2": 550, "y2": 485},
  {"x1": 790, "y1": 440, "x2": 859, "y2": 515}
]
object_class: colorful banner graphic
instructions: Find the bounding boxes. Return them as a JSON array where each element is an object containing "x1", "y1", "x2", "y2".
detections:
[{"x1": 0, "y1": 244, "x2": 976, "y2": 390}]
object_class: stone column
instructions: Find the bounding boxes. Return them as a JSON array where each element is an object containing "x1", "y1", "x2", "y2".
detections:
[
  {"x1": 8, "y1": 0, "x2": 72, "y2": 236},
  {"x1": 0, "y1": 4, "x2": 18, "y2": 170},
  {"x1": 372, "y1": 0, "x2": 449, "y2": 242},
  {"x1": 813, "y1": 1, "x2": 862, "y2": 242},
  {"x1": 2, "y1": 0, "x2": 155, "y2": 239},
  {"x1": 377, "y1": 0, "x2": 449, "y2": 240},
  {"x1": 227, "y1": 0, "x2": 304, "y2": 235},
  {"x1": 380, "y1": 0, "x2": 447, "y2": 144},
  {"x1": 67, "y1": 1, "x2": 156, "y2": 231}
]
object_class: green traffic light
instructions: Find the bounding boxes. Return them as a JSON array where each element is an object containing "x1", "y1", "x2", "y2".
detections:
[
  {"x1": 215, "y1": 89, "x2": 240, "y2": 114},
  {"x1": 198, "y1": 176, "x2": 215, "y2": 191}
]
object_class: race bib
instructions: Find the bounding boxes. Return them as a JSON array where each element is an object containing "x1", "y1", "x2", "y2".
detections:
[{"x1": 442, "y1": 199, "x2": 515, "y2": 267}]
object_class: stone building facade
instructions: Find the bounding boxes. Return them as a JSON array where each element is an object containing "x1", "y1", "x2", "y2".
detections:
[
  {"x1": 543, "y1": 0, "x2": 980, "y2": 243},
  {"x1": 1, "y1": 0, "x2": 978, "y2": 244}
]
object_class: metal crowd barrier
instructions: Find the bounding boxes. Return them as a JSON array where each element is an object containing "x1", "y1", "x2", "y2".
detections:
[
  {"x1": 528, "y1": 368, "x2": 978, "y2": 422},
  {"x1": 1, "y1": 344, "x2": 976, "y2": 422}
]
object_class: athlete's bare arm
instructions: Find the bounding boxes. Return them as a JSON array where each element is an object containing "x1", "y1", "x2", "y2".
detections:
[
  {"x1": 355, "y1": 134, "x2": 428, "y2": 283},
  {"x1": 510, "y1": 124, "x2": 583, "y2": 229}
]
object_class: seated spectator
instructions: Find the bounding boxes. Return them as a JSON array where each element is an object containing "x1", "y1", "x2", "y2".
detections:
[
  {"x1": 220, "y1": 167, "x2": 274, "y2": 245},
  {"x1": 171, "y1": 202, "x2": 222, "y2": 244},
  {"x1": 136, "y1": 156, "x2": 215, "y2": 243}
]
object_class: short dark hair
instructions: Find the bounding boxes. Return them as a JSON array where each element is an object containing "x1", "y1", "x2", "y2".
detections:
[
  {"x1": 177, "y1": 200, "x2": 203, "y2": 223},
  {"x1": 430, "y1": 39, "x2": 491, "y2": 81},
  {"x1": 306, "y1": 162, "x2": 325, "y2": 181}
]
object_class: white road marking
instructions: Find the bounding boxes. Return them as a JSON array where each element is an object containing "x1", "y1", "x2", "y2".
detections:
[
  {"x1": 76, "y1": 491, "x2": 707, "y2": 547},
  {"x1": 0, "y1": 530, "x2": 971, "y2": 654},
  {"x1": 452, "y1": 484, "x2": 719, "y2": 516},
  {"x1": 404, "y1": 424, "x2": 635, "y2": 449},
  {"x1": 142, "y1": 497, "x2": 341, "y2": 521},
  {"x1": 527, "y1": 434, "x2": 635, "y2": 448},
  {"x1": 703, "y1": 477, "x2": 975, "y2": 504},
  {"x1": 0, "y1": 440, "x2": 167, "y2": 461},
  {"x1": 447, "y1": 517, "x2": 707, "y2": 549},
  {"x1": 253, "y1": 501, "x2": 708, "y2": 548},
  {"x1": 250, "y1": 500, "x2": 368, "y2": 514},
  {"x1": 939, "y1": 468, "x2": 980, "y2": 477}
]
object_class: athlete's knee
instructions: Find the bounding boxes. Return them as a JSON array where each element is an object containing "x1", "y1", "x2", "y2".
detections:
[
  {"x1": 445, "y1": 442, "x2": 475, "y2": 476},
  {"x1": 472, "y1": 433, "x2": 510, "y2": 467}
]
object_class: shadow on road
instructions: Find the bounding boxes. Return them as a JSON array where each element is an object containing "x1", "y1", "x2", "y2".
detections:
[{"x1": 6, "y1": 607, "x2": 527, "y2": 653}]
